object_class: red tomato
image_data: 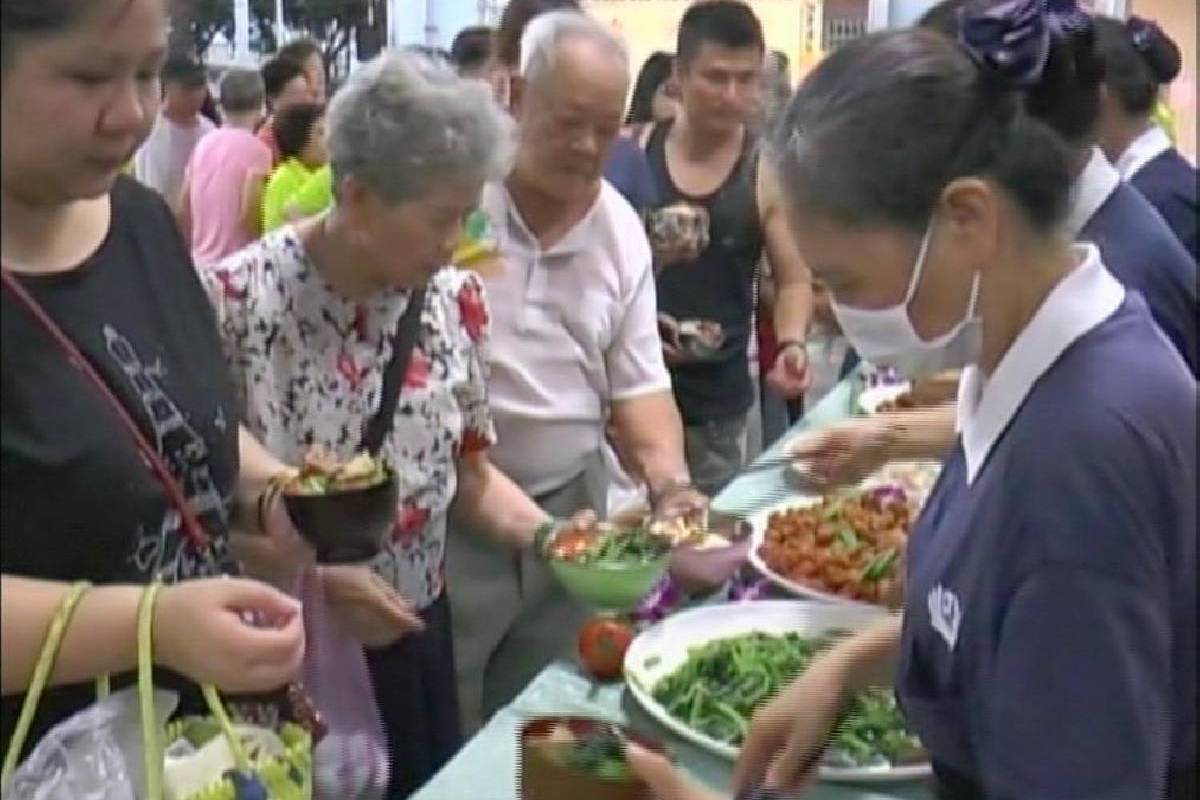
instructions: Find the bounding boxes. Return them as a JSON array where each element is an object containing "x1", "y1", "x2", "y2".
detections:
[{"x1": 577, "y1": 616, "x2": 634, "y2": 682}]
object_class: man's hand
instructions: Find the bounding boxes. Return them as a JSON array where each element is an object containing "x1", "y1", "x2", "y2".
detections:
[
  {"x1": 765, "y1": 342, "x2": 810, "y2": 399},
  {"x1": 320, "y1": 565, "x2": 425, "y2": 648},
  {"x1": 650, "y1": 481, "x2": 709, "y2": 522}
]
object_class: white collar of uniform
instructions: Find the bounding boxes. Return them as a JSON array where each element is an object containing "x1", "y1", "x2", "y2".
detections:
[
  {"x1": 1114, "y1": 125, "x2": 1172, "y2": 181},
  {"x1": 956, "y1": 244, "x2": 1126, "y2": 484},
  {"x1": 1065, "y1": 147, "x2": 1121, "y2": 237}
]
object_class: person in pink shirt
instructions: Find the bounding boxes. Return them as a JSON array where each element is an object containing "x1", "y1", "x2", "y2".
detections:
[{"x1": 178, "y1": 69, "x2": 273, "y2": 268}]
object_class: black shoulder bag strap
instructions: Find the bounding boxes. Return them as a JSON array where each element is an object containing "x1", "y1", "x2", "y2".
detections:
[{"x1": 361, "y1": 287, "x2": 427, "y2": 456}]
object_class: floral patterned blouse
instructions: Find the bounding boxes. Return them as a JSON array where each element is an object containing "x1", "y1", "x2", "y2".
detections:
[{"x1": 202, "y1": 227, "x2": 495, "y2": 608}]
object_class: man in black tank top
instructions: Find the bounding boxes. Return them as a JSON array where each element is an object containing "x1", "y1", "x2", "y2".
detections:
[{"x1": 641, "y1": 1, "x2": 814, "y2": 495}]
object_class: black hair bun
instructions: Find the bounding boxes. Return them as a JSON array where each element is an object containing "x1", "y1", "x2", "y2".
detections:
[{"x1": 1127, "y1": 16, "x2": 1182, "y2": 84}]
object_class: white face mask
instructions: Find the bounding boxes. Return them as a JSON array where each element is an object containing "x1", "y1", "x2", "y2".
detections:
[{"x1": 830, "y1": 219, "x2": 981, "y2": 379}]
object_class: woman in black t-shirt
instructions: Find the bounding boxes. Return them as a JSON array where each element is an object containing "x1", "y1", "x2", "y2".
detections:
[{"x1": 0, "y1": 0, "x2": 314, "y2": 760}]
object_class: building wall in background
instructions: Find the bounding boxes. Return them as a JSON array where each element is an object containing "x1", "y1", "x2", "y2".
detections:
[
  {"x1": 584, "y1": 0, "x2": 826, "y2": 81},
  {"x1": 414, "y1": 0, "x2": 1193, "y2": 162}
]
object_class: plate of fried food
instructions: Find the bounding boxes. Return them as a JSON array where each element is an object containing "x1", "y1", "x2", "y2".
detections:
[{"x1": 748, "y1": 487, "x2": 914, "y2": 607}]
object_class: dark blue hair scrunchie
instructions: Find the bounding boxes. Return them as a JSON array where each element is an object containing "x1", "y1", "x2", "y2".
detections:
[
  {"x1": 1126, "y1": 15, "x2": 1161, "y2": 54},
  {"x1": 957, "y1": 0, "x2": 1052, "y2": 88},
  {"x1": 1045, "y1": 0, "x2": 1093, "y2": 38}
]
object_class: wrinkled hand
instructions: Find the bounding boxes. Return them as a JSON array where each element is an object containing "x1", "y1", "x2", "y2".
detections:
[
  {"x1": 766, "y1": 344, "x2": 810, "y2": 400},
  {"x1": 155, "y1": 577, "x2": 306, "y2": 693},
  {"x1": 320, "y1": 565, "x2": 425, "y2": 648},
  {"x1": 652, "y1": 484, "x2": 709, "y2": 523},
  {"x1": 624, "y1": 742, "x2": 723, "y2": 800},
  {"x1": 789, "y1": 418, "x2": 890, "y2": 491},
  {"x1": 233, "y1": 474, "x2": 317, "y2": 590},
  {"x1": 733, "y1": 649, "x2": 851, "y2": 794},
  {"x1": 262, "y1": 484, "x2": 318, "y2": 574}
]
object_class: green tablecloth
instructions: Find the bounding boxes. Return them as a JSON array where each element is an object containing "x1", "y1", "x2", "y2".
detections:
[{"x1": 413, "y1": 377, "x2": 933, "y2": 800}]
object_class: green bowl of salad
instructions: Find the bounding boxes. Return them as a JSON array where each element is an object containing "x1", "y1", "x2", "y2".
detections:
[{"x1": 546, "y1": 524, "x2": 671, "y2": 612}]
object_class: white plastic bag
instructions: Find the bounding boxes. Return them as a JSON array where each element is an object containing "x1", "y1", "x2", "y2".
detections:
[{"x1": 1, "y1": 687, "x2": 178, "y2": 800}]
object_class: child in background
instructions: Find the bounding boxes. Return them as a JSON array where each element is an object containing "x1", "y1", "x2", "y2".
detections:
[{"x1": 261, "y1": 103, "x2": 327, "y2": 232}]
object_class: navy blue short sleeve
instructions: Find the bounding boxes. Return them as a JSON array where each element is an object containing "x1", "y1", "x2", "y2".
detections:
[{"x1": 980, "y1": 565, "x2": 1172, "y2": 800}]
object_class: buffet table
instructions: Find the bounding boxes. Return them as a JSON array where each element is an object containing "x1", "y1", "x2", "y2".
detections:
[{"x1": 413, "y1": 377, "x2": 934, "y2": 800}]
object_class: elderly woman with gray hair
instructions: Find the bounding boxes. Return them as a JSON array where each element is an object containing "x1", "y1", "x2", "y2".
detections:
[{"x1": 203, "y1": 52, "x2": 578, "y2": 796}]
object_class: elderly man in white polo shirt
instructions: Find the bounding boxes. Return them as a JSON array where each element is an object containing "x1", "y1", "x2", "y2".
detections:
[{"x1": 448, "y1": 10, "x2": 703, "y2": 732}]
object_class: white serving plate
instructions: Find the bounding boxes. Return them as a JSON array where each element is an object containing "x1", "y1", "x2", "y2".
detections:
[
  {"x1": 747, "y1": 459, "x2": 940, "y2": 609},
  {"x1": 856, "y1": 382, "x2": 912, "y2": 415},
  {"x1": 622, "y1": 600, "x2": 931, "y2": 783}
]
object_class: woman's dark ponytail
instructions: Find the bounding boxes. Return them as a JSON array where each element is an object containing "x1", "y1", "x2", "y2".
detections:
[
  {"x1": 1094, "y1": 14, "x2": 1180, "y2": 117},
  {"x1": 1127, "y1": 16, "x2": 1182, "y2": 84}
]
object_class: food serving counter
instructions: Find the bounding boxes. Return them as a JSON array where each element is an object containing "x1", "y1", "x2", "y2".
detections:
[{"x1": 412, "y1": 376, "x2": 934, "y2": 800}]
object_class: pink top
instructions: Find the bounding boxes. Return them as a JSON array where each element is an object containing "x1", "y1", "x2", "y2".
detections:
[{"x1": 186, "y1": 128, "x2": 273, "y2": 268}]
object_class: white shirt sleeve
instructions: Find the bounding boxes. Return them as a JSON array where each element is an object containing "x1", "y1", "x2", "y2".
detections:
[{"x1": 605, "y1": 228, "x2": 672, "y2": 402}]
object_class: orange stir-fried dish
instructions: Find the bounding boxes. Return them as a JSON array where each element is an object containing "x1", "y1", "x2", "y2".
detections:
[{"x1": 758, "y1": 490, "x2": 910, "y2": 605}]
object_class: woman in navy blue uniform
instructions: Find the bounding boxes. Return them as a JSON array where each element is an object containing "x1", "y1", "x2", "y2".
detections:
[
  {"x1": 1095, "y1": 15, "x2": 1197, "y2": 261},
  {"x1": 620, "y1": 3, "x2": 1197, "y2": 800},
  {"x1": 920, "y1": 0, "x2": 1197, "y2": 376}
]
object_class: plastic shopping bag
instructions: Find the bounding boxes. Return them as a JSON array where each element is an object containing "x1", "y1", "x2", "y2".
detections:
[
  {"x1": 297, "y1": 570, "x2": 389, "y2": 800},
  {"x1": 1, "y1": 687, "x2": 178, "y2": 800}
]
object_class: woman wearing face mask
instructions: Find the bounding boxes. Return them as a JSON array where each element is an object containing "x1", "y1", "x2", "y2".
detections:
[
  {"x1": 204, "y1": 52, "x2": 590, "y2": 798},
  {"x1": 794, "y1": 0, "x2": 1198, "y2": 490},
  {"x1": 1094, "y1": 15, "x2": 1196, "y2": 260},
  {"x1": 623, "y1": 5, "x2": 1197, "y2": 800}
]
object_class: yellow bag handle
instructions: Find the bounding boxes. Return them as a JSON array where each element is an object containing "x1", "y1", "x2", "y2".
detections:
[
  {"x1": 1, "y1": 581, "x2": 92, "y2": 782},
  {"x1": 1, "y1": 581, "x2": 250, "y2": 799},
  {"x1": 136, "y1": 582, "x2": 250, "y2": 799}
]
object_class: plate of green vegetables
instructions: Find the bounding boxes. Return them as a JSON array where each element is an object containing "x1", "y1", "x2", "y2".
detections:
[{"x1": 623, "y1": 600, "x2": 930, "y2": 782}]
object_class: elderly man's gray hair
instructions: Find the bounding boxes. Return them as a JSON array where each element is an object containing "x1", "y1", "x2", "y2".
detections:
[
  {"x1": 519, "y1": 10, "x2": 629, "y2": 87},
  {"x1": 326, "y1": 51, "x2": 513, "y2": 206},
  {"x1": 218, "y1": 68, "x2": 265, "y2": 115}
]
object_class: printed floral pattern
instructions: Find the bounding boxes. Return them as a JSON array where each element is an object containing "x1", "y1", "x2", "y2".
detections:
[{"x1": 203, "y1": 228, "x2": 495, "y2": 608}]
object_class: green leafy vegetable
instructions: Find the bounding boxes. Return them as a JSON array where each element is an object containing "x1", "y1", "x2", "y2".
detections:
[
  {"x1": 650, "y1": 631, "x2": 922, "y2": 768},
  {"x1": 563, "y1": 727, "x2": 632, "y2": 779},
  {"x1": 861, "y1": 549, "x2": 898, "y2": 583},
  {"x1": 577, "y1": 526, "x2": 670, "y2": 566}
]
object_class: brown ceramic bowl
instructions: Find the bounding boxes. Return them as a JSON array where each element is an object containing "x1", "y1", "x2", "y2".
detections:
[
  {"x1": 282, "y1": 470, "x2": 399, "y2": 564},
  {"x1": 519, "y1": 717, "x2": 666, "y2": 800}
]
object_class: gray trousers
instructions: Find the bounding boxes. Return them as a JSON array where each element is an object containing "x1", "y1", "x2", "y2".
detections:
[
  {"x1": 446, "y1": 469, "x2": 599, "y2": 735},
  {"x1": 684, "y1": 412, "x2": 750, "y2": 498}
]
